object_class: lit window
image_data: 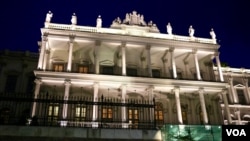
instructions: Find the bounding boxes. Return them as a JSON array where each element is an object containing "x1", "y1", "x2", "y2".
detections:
[
  {"x1": 128, "y1": 108, "x2": 139, "y2": 128},
  {"x1": 181, "y1": 105, "x2": 188, "y2": 124},
  {"x1": 53, "y1": 64, "x2": 64, "y2": 72},
  {"x1": 155, "y1": 102, "x2": 164, "y2": 123},
  {"x1": 78, "y1": 66, "x2": 88, "y2": 73},
  {"x1": 102, "y1": 107, "x2": 112, "y2": 120},
  {"x1": 48, "y1": 104, "x2": 59, "y2": 124},
  {"x1": 75, "y1": 105, "x2": 86, "y2": 121}
]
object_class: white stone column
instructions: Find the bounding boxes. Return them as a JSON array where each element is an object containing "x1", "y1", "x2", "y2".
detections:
[
  {"x1": 215, "y1": 52, "x2": 224, "y2": 82},
  {"x1": 146, "y1": 45, "x2": 152, "y2": 77},
  {"x1": 193, "y1": 49, "x2": 201, "y2": 80},
  {"x1": 162, "y1": 59, "x2": 168, "y2": 77},
  {"x1": 94, "y1": 41, "x2": 101, "y2": 74},
  {"x1": 62, "y1": 80, "x2": 71, "y2": 119},
  {"x1": 243, "y1": 78, "x2": 250, "y2": 104},
  {"x1": 148, "y1": 86, "x2": 154, "y2": 122},
  {"x1": 92, "y1": 82, "x2": 99, "y2": 121},
  {"x1": 174, "y1": 87, "x2": 182, "y2": 124},
  {"x1": 121, "y1": 84, "x2": 127, "y2": 127},
  {"x1": 184, "y1": 61, "x2": 191, "y2": 79},
  {"x1": 198, "y1": 88, "x2": 208, "y2": 124},
  {"x1": 121, "y1": 43, "x2": 126, "y2": 76},
  {"x1": 228, "y1": 77, "x2": 238, "y2": 103},
  {"x1": 42, "y1": 50, "x2": 49, "y2": 70},
  {"x1": 235, "y1": 109, "x2": 241, "y2": 125},
  {"x1": 222, "y1": 90, "x2": 232, "y2": 124},
  {"x1": 48, "y1": 49, "x2": 53, "y2": 70},
  {"x1": 162, "y1": 50, "x2": 168, "y2": 77},
  {"x1": 37, "y1": 35, "x2": 47, "y2": 69},
  {"x1": 31, "y1": 79, "x2": 42, "y2": 117},
  {"x1": 170, "y1": 48, "x2": 177, "y2": 79},
  {"x1": 67, "y1": 36, "x2": 74, "y2": 72}
]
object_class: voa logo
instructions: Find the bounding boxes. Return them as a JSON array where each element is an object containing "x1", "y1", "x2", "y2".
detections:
[{"x1": 226, "y1": 129, "x2": 246, "y2": 136}]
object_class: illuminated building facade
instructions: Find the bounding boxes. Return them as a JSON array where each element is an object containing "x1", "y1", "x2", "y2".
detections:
[{"x1": 1, "y1": 11, "x2": 250, "y2": 140}]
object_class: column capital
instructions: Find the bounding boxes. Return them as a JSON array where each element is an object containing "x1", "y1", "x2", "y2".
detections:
[
  {"x1": 198, "y1": 88, "x2": 204, "y2": 94},
  {"x1": 69, "y1": 34, "x2": 75, "y2": 43},
  {"x1": 93, "y1": 82, "x2": 99, "y2": 86},
  {"x1": 214, "y1": 51, "x2": 220, "y2": 56},
  {"x1": 242, "y1": 77, "x2": 248, "y2": 84},
  {"x1": 45, "y1": 49, "x2": 50, "y2": 54},
  {"x1": 37, "y1": 41, "x2": 42, "y2": 47},
  {"x1": 121, "y1": 41, "x2": 126, "y2": 47},
  {"x1": 34, "y1": 78, "x2": 42, "y2": 84},
  {"x1": 222, "y1": 89, "x2": 228, "y2": 95},
  {"x1": 162, "y1": 58, "x2": 168, "y2": 63},
  {"x1": 173, "y1": 86, "x2": 180, "y2": 92},
  {"x1": 95, "y1": 40, "x2": 101, "y2": 46},
  {"x1": 169, "y1": 47, "x2": 175, "y2": 52},
  {"x1": 192, "y1": 48, "x2": 197, "y2": 54},
  {"x1": 184, "y1": 61, "x2": 189, "y2": 65},
  {"x1": 42, "y1": 35, "x2": 48, "y2": 42},
  {"x1": 148, "y1": 85, "x2": 155, "y2": 90},
  {"x1": 64, "y1": 80, "x2": 71, "y2": 86},
  {"x1": 146, "y1": 44, "x2": 151, "y2": 50}
]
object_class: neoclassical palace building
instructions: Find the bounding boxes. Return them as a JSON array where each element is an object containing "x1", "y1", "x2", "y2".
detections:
[{"x1": 1, "y1": 11, "x2": 250, "y2": 141}]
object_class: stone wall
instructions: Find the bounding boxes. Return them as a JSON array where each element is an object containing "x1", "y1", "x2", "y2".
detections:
[{"x1": 0, "y1": 126, "x2": 162, "y2": 141}]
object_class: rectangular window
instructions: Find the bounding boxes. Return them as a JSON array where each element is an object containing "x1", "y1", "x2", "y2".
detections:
[
  {"x1": 237, "y1": 89, "x2": 246, "y2": 104},
  {"x1": 48, "y1": 104, "x2": 59, "y2": 124},
  {"x1": 127, "y1": 68, "x2": 137, "y2": 76},
  {"x1": 102, "y1": 66, "x2": 114, "y2": 75},
  {"x1": 102, "y1": 107, "x2": 112, "y2": 120},
  {"x1": 78, "y1": 66, "x2": 88, "y2": 73},
  {"x1": 5, "y1": 75, "x2": 18, "y2": 93},
  {"x1": 128, "y1": 108, "x2": 139, "y2": 128},
  {"x1": 155, "y1": 103, "x2": 164, "y2": 126},
  {"x1": 75, "y1": 105, "x2": 86, "y2": 121},
  {"x1": 53, "y1": 64, "x2": 64, "y2": 72}
]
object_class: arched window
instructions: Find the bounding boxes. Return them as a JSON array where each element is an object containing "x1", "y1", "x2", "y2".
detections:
[{"x1": 155, "y1": 102, "x2": 164, "y2": 125}]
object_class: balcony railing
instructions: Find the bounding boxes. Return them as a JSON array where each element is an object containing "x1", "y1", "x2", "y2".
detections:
[
  {"x1": 35, "y1": 68, "x2": 221, "y2": 82},
  {"x1": 45, "y1": 23, "x2": 217, "y2": 44},
  {"x1": 0, "y1": 93, "x2": 157, "y2": 129}
]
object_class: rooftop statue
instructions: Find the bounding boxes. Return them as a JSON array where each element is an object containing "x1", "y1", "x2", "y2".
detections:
[
  {"x1": 130, "y1": 11, "x2": 139, "y2": 25},
  {"x1": 148, "y1": 20, "x2": 153, "y2": 27},
  {"x1": 210, "y1": 28, "x2": 216, "y2": 39},
  {"x1": 45, "y1": 11, "x2": 53, "y2": 23},
  {"x1": 189, "y1": 25, "x2": 195, "y2": 37},
  {"x1": 123, "y1": 13, "x2": 130, "y2": 24},
  {"x1": 166, "y1": 22, "x2": 172, "y2": 35},
  {"x1": 71, "y1": 13, "x2": 77, "y2": 25},
  {"x1": 122, "y1": 11, "x2": 147, "y2": 26},
  {"x1": 139, "y1": 15, "x2": 147, "y2": 26},
  {"x1": 112, "y1": 17, "x2": 121, "y2": 25},
  {"x1": 110, "y1": 11, "x2": 159, "y2": 33},
  {"x1": 96, "y1": 15, "x2": 102, "y2": 28}
]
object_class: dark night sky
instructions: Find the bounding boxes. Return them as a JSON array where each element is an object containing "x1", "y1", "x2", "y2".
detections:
[{"x1": 0, "y1": 0, "x2": 249, "y2": 68}]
